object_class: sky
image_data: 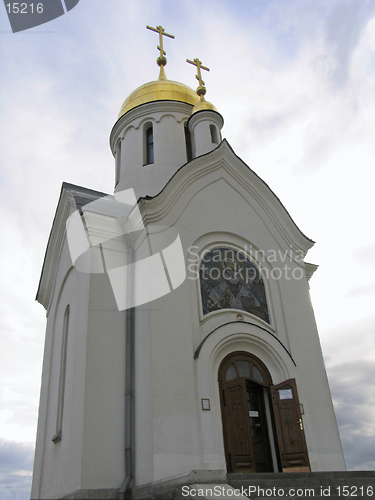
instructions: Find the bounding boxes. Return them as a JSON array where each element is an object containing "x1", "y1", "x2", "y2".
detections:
[{"x1": 1, "y1": 0, "x2": 375, "y2": 498}]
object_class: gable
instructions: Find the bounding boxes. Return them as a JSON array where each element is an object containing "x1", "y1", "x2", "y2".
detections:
[
  {"x1": 37, "y1": 183, "x2": 109, "y2": 310},
  {"x1": 140, "y1": 140, "x2": 314, "y2": 258}
]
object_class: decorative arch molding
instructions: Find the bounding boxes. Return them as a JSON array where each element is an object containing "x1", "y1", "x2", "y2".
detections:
[
  {"x1": 208, "y1": 331, "x2": 295, "y2": 387},
  {"x1": 194, "y1": 320, "x2": 296, "y2": 367},
  {"x1": 156, "y1": 112, "x2": 184, "y2": 124},
  {"x1": 195, "y1": 320, "x2": 297, "y2": 385},
  {"x1": 121, "y1": 124, "x2": 137, "y2": 140},
  {"x1": 110, "y1": 100, "x2": 194, "y2": 154},
  {"x1": 119, "y1": 110, "x2": 186, "y2": 137}
]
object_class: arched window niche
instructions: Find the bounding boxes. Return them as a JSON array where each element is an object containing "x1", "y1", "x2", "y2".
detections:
[
  {"x1": 200, "y1": 247, "x2": 270, "y2": 323},
  {"x1": 210, "y1": 124, "x2": 219, "y2": 144},
  {"x1": 143, "y1": 122, "x2": 154, "y2": 165},
  {"x1": 184, "y1": 124, "x2": 193, "y2": 162},
  {"x1": 115, "y1": 139, "x2": 121, "y2": 186},
  {"x1": 52, "y1": 304, "x2": 70, "y2": 443}
]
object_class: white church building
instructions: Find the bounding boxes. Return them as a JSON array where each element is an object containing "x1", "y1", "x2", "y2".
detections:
[{"x1": 31, "y1": 26, "x2": 345, "y2": 500}]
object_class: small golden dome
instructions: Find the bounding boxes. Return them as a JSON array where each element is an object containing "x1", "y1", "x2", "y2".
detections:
[
  {"x1": 191, "y1": 96, "x2": 217, "y2": 115},
  {"x1": 118, "y1": 78, "x2": 199, "y2": 119}
]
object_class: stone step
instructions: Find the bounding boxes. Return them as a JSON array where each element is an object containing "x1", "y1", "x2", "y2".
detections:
[
  {"x1": 226, "y1": 471, "x2": 375, "y2": 500},
  {"x1": 130, "y1": 471, "x2": 375, "y2": 500}
]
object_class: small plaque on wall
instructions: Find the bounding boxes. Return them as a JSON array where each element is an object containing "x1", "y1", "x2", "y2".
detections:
[{"x1": 201, "y1": 398, "x2": 210, "y2": 411}]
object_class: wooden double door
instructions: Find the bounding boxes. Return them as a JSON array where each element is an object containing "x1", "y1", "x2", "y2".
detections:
[{"x1": 219, "y1": 352, "x2": 310, "y2": 473}]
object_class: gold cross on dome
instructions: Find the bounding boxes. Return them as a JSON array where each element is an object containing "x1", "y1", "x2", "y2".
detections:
[
  {"x1": 146, "y1": 25, "x2": 175, "y2": 61},
  {"x1": 186, "y1": 57, "x2": 210, "y2": 88}
]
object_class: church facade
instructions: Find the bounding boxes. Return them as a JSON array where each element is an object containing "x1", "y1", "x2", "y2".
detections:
[{"x1": 31, "y1": 27, "x2": 345, "y2": 500}]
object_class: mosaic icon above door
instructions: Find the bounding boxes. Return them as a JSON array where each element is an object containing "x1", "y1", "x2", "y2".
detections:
[{"x1": 200, "y1": 247, "x2": 269, "y2": 323}]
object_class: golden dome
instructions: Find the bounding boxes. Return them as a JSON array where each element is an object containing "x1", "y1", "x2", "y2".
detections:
[
  {"x1": 191, "y1": 96, "x2": 217, "y2": 115},
  {"x1": 118, "y1": 78, "x2": 199, "y2": 119}
]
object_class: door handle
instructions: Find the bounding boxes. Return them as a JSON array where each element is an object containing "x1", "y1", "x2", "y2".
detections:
[{"x1": 297, "y1": 418, "x2": 304, "y2": 430}]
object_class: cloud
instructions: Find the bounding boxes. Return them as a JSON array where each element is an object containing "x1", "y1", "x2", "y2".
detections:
[
  {"x1": 320, "y1": 316, "x2": 375, "y2": 368},
  {"x1": 0, "y1": 440, "x2": 34, "y2": 500},
  {"x1": 352, "y1": 244, "x2": 375, "y2": 268},
  {"x1": 327, "y1": 361, "x2": 375, "y2": 470},
  {"x1": 341, "y1": 434, "x2": 375, "y2": 471},
  {"x1": 0, "y1": 2, "x2": 375, "y2": 495},
  {"x1": 324, "y1": 0, "x2": 375, "y2": 87},
  {"x1": 0, "y1": 440, "x2": 34, "y2": 471},
  {"x1": 346, "y1": 282, "x2": 375, "y2": 298}
]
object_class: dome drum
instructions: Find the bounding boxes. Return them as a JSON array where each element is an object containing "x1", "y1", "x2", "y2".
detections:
[
  {"x1": 111, "y1": 100, "x2": 194, "y2": 197},
  {"x1": 111, "y1": 74, "x2": 223, "y2": 197},
  {"x1": 188, "y1": 109, "x2": 224, "y2": 158}
]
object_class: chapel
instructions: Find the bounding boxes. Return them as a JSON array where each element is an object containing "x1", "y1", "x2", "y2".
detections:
[{"x1": 31, "y1": 25, "x2": 346, "y2": 500}]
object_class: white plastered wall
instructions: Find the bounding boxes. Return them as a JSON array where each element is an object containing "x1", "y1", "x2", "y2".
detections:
[
  {"x1": 32, "y1": 237, "x2": 127, "y2": 498},
  {"x1": 131, "y1": 142, "x2": 345, "y2": 485},
  {"x1": 31, "y1": 237, "x2": 90, "y2": 499}
]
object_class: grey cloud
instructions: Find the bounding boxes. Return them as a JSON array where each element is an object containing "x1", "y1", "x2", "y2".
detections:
[
  {"x1": 324, "y1": 1, "x2": 375, "y2": 87},
  {"x1": 295, "y1": 134, "x2": 337, "y2": 173},
  {"x1": 346, "y1": 282, "x2": 375, "y2": 298},
  {"x1": 321, "y1": 316, "x2": 375, "y2": 365},
  {"x1": 0, "y1": 439, "x2": 34, "y2": 472},
  {"x1": 341, "y1": 434, "x2": 375, "y2": 471},
  {"x1": 0, "y1": 440, "x2": 34, "y2": 500},
  {"x1": 352, "y1": 244, "x2": 375, "y2": 268},
  {"x1": 0, "y1": 474, "x2": 32, "y2": 500},
  {"x1": 246, "y1": 101, "x2": 308, "y2": 144},
  {"x1": 326, "y1": 361, "x2": 375, "y2": 469}
]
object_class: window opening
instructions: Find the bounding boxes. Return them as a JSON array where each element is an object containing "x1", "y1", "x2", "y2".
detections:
[
  {"x1": 185, "y1": 125, "x2": 192, "y2": 162},
  {"x1": 253, "y1": 366, "x2": 264, "y2": 383},
  {"x1": 226, "y1": 364, "x2": 237, "y2": 380},
  {"x1": 210, "y1": 124, "x2": 219, "y2": 144},
  {"x1": 237, "y1": 360, "x2": 251, "y2": 378},
  {"x1": 115, "y1": 140, "x2": 121, "y2": 186},
  {"x1": 146, "y1": 125, "x2": 154, "y2": 164}
]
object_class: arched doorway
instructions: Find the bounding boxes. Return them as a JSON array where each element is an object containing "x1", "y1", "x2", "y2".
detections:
[
  {"x1": 218, "y1": 351, "x2": 277, "y2": 473},
  {"x1": 218, "y1": 351, "x2": 311, "y2": 473}
]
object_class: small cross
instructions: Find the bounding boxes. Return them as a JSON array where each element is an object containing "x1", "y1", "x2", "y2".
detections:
[
  {"x1": 147, "y1": 25, "x2": 175, "y2": 61},
  {"x1": 186, "y1": 57, "x2": 210, "y2": 88}
]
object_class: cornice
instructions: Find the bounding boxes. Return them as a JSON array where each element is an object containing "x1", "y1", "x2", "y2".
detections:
[
  {"x1": 36, "y1": 185, "x2": 114, "y2": 312},
  {"x1": 187, "y1": 109, "x2": 224, "y2": 130},
  {"x1": 109, "y1": 100, "x2": 194, "y2": 155},
  {"x1": 36, "y1": 188, "x2": 76, "y2": 311},
  {"x1": 305, "y1": 262, "x2": 319, "y2": 281}
]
